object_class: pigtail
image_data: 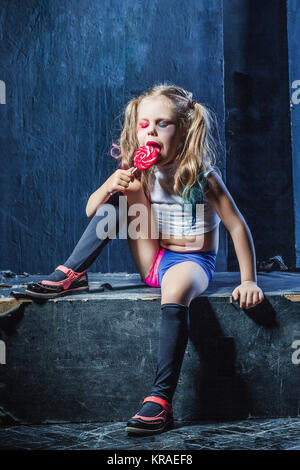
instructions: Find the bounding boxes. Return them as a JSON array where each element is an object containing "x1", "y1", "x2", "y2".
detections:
[
  {"x1": 175, "y1": 102, "x2": 218, "y2": 204},
  {"x1": 119, "y1": 98, "x2": 140, "y2": 170},
  {"x1": 118, "y1": 95, "x2": 156, "y2": 196},
  {"x1": 173, "y1": 102, "x2": 220, "y2": 225}
]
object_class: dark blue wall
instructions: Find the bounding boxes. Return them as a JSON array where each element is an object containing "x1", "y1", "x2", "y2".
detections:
[
  {"x1": 0, "y1": 0, "x2": 225, "y2": 274},
  {"x1": 287, "y1": 0, "x2": 300, "y2": 268},
  {"x1": 223, "y1": 0, "x2": 295, "y2": 270}
]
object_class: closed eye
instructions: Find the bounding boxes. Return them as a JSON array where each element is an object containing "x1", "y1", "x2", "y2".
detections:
[{"x1": 137, "y1": 120, "x2": 173, "y2": 131}]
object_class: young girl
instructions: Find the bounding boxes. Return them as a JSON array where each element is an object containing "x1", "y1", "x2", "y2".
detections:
[{"x1": 25, "y1": 84, "x2": 264, "y2": 435}]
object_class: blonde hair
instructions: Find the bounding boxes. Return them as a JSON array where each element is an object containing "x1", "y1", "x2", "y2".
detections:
[{"x1": 115, "y1": 83, "x2": 221, "y2": 203}]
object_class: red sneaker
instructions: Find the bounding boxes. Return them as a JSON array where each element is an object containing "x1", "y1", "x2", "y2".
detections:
[
  {"x1": 125, "y1": 396, "x2": 174, "y2": 435},
  {"x1": 25, "y1": 265, "x2": 89, "y2": 299}
]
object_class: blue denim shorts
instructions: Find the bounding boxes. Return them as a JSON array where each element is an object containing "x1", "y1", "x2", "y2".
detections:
[{"x1": 157, "y1": 249, "x2": 217, "y2": 286}]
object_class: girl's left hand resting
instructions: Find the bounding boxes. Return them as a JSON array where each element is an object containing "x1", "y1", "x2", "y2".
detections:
[{"x1": 232, "y1": 281, "x2": 264, "y2": 309}]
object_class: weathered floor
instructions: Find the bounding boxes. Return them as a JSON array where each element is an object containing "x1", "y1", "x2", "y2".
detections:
[{"x1": 0, "y1": 418, "x2": 299, "y2": 450}]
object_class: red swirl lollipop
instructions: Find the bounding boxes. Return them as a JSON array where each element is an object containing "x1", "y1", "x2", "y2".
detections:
[{"x1": 133, "y1": 144, "x2": 160, "y2": 171}]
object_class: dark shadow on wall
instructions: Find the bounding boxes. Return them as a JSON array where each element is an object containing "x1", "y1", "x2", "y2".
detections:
[
  {"x1": 187, "y1": 297, "x2": 250, "y2": 420},
  {"x1": 186, "y1": 296, "x2": 279, "y2": 421},
  {"x1": 223, "y1": 0, "x2": 295, "y2": 270}
]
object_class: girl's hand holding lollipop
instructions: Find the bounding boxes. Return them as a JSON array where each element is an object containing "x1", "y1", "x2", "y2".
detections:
[
  {"x1": 107, "y1": 144, "x2": 160, "y2": 196},
  {"x1": 105, "y1": 167, "x2": 136, "y2": 195}
]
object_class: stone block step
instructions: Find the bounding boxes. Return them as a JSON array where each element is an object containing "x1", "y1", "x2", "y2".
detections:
[{"x1": 0, "y1": 272, "x2": 299, "y2": 424}]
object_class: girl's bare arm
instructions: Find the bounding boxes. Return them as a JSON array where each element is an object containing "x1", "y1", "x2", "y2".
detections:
[
  {"x1": 205, "y1": 170, "x2": 264, "y2": 308},
  {"x1": 205, "y1": 171, "x2": 256, "y2": 282},
  {"x1": 86, "y1": 167, "x2": 135, "y2": 218},
  {"x1": 86, "y1": 181, "x2": 111, "y2": 219}
]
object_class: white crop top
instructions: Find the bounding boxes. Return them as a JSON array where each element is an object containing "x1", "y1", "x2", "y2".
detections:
[{"x1": 149, "y1": 162, "x2": 221, "y2": 237}]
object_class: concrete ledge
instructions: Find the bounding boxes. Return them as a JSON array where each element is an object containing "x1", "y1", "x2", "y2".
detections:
[{"x1": 0, "y1": 272, "x2": 299, "y2": 424}]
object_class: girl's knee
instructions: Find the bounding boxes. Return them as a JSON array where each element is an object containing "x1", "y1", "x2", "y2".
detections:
[
  {"x1": 160, "y1": 284, "x2": 192, "y2": 306},
  {"x1": 160, "y1": 264, "x2": 209, "y2": 305}
]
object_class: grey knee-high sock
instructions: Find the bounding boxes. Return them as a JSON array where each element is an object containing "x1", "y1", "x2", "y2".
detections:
[
  {"x1": 48, "y1": 192, "x2": 125, "y2": 281},
  {"x1": 137, "y1": 303, "x2": 189, "y2": 417}
]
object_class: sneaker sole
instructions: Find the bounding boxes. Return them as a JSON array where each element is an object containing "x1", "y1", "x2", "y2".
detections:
[
  {"x1": 24, "y1": 286, "x2": 89, "y2": 299},
  {"x1": 125, "y1": 420, "x2": 173, "y2": 435}
]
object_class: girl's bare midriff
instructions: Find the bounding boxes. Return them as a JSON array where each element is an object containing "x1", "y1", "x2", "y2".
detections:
[
  {"x1": 159, "y1": 225, "x2": 219, "y2": 253},
  {"x1": 125, "y1": 178, "x2": 219, "y2": 254}
]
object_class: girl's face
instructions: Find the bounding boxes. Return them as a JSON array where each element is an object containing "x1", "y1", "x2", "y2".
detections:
[{"x1": 136, "y1": 97, "x2": 183, "y2": 166}]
